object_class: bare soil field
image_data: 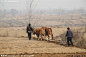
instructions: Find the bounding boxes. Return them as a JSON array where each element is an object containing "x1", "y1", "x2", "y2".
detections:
[
  {"x1": 0, "y1": 27, "x2": 86, "y2": 57},
  {"x1": 0, "y1": 37, "x2": 86, "y2": 57}
]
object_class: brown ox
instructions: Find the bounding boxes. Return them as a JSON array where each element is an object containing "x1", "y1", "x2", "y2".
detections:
[
  {"x1": 33, "y1": 28, "x2": 45, "y2": 40},
  {"x1": 42, "y1": 27, "x2": 53, "y2": 40}
]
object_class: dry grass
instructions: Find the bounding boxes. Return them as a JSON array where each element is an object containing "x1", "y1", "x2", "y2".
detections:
[
  {"x1": 0, "y1": 27, "x2": 27, "y2": 37},
  {"x1": 0, "y1": 26, "x2": 86, "y2": 48},
  {"x1": 55, "y1": 27, "x2": 86, "y2": 48},
  {"x1": 0, "y1": 27, "x2": 86, "y2": 55}
]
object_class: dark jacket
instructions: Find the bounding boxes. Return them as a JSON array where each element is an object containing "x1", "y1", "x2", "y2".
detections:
[
  {"x1": 66, "y1": 30, "x2": 73, "y2": 38},
  {"x1": 26, "y1": 26, "x2": 33, "y2": 33}
]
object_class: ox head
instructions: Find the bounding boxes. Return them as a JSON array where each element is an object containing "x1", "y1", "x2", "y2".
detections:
[{"x1": 33, "y1": 29, "x2": 36, "y2": 34}]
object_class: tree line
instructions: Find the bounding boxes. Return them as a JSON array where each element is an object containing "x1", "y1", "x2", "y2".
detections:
[{"x1": 0, "y1": 8, "x2": 86, "y2": 18}]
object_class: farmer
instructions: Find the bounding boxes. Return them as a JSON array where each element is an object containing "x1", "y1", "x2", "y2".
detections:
[
  {"x1": 65, "y1": 27, "x2": 73, "y2": 46},
  {"x1": 26, "y1": 23, "x2": 33, "y2": 40}
]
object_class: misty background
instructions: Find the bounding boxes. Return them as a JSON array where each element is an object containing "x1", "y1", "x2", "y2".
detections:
[
  {"x1": 0, "y1": 0, "x2": 86, "y2": 27},
  {"x1": 0, "y1": 0, "x2": 86, "y2": 14}
]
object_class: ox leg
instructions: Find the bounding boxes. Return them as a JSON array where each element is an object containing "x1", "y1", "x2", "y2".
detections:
[
  {"x1": 51, "y1": 34, "x2": 53, "y2": 40},
  {"x1": 48, "y1": 35, "x2": 49, "y2": 40},
  {"x1": 37, "y1": 37, "x2": 39, "y2": 40},
  {"x1": 44, "y1": 34, "x2": 46, "y2": 41},
  {"x1": 37, "y1": 36, "x2": 39, "y2": 40},
  {"x1": 50, "y1": 32, "x2": 53, "y2": 40},
  {"x1": 41, "y1": 34, "x2": 43, "y2": 41},
  {"x1": 37, "y1": 34, "x2": 39, "y2": 41},
  {"x1": 48, "y1": 32, "x2": 49, "y2": 40}
]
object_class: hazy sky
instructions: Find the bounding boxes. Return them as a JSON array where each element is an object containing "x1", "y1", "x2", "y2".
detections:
[
  {"x1": 35, "y1": 0, "x2": 86, "y2": 10},
  {"x1": 0, "y1": 0, "x2": 86, "y2": 10}
]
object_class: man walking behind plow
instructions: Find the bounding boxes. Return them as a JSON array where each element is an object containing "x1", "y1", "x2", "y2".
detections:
[
  {"x1": 26, "y1": 23, "x2": 33, "y2": 40},
  {"x1": 65, "y1": 27, "x2": 73, "y2": 46}
]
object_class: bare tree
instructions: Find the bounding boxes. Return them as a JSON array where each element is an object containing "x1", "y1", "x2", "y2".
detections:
[
  {"x1": 26, "y1": 0, "x2": 43, "y2": 28},
  {"x1": 26, "y1": 0, "x2": 36, "y2": 24}
]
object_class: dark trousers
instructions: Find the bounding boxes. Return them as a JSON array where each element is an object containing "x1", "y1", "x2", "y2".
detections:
[
  {"x1": 28, "y1": 33, "x2": 31, "y2": 40},
  {"x1": 67, "y1": 37, "x2": 73, "y2": 46}
]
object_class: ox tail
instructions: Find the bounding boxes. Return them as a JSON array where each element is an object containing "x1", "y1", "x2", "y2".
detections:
[{"x1": 49, "y1": 28, "x2": 53, "y2": 40}]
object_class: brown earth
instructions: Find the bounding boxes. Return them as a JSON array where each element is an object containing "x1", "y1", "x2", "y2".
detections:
[
  {"x1": 0, "y1": 27, "x2": 86, "y2": 57},
  {"x1": 0, "y1": 37, "x2": 86, "y2": 57}
]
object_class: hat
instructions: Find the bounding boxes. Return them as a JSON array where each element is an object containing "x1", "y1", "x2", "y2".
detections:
[
  {"x1": 67, "y1": 27, "x2": 70, "y2": 30},
  {"x1": 28, "y1": 23, "x2": 31, "y2": 26}
]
